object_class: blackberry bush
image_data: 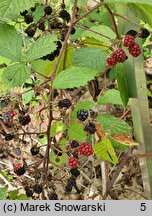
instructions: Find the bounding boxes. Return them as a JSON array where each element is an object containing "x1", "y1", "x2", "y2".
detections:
[{"x1": 0, "y1": 0, "x2": 150, "y2": 201}]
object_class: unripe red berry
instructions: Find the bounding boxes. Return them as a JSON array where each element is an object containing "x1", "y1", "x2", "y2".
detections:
[
  {"x1": 106, "y1": 57, "x2": 117, "y2": 67},
  {"x1": 112, "y1": 49, "x2": 127, "y2": 63},
  {"x1": 69, "y1": 157, "x2": 78, "y2": 168},
  {"x1": 13, "y1": 163, "x2": 26, "y2": 175},
  {"x1": 79, "y1": 142, "x2": 93, "y2": 156},
  {"x1": 128, "y1": 43, "x2": 141, "y2": 57},
  {"x1": 123, "y1": 34, "x2": 135, "y2": 47}
]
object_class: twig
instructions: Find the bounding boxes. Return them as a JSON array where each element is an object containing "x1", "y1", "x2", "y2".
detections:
[
  {"x1": 108, "y1": 107, "x2": 131, "y2": 134},
  {"x1": 77, "y1": 25, "x2": 114, "y2": 42},
  {"x1": 73, "y1": 1, "x2": 104, "y2": 25},
  {"x1": 103, "y1": 3, "x2": 119, "y2": 39},
  {"x1": 113, "y1": 13, "x2": 141, "y2": 28}
]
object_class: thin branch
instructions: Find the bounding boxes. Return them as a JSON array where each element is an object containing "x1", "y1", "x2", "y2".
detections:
[
  {"x1": 108, "y1": 107, "x2": 131, "y2": 134},
  {"x1": 113, "y1": 13, "x2": 141, "y2": 28},
  {"x1": 103, "y1": 3, "x2": 119, "y2": 39},
  {"x1": 73, "y1": 1, "x2": 104, "y2": 25},
  {"x1": 77, "y1": 25, "x2": 114, "y2": 42}
]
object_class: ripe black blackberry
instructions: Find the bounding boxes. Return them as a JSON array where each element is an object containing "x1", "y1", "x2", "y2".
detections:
[
  {"x1": 33, "y1": 184, "x2": 43, "y2": 194},
  {"x1": 70, "y1": 168, "x2": 80, "y2": 177},
  {"x1": 59, "y1": 9, "x2": 70, "y2": 21},
  {"x1": 71, "y1": 140, "x2": 79, "y2": 148},
  {"x1": 25, "y1": 24, "x2": 37, "y2": 37},
  {"x1": 53, "y1": 49, "x2": 60, "y2": 57},
  {"x1": 46, "y1": 53, "x2": 56, "y2": 61},
  {"x1": 77, "y1": 109, "x2": 88, "y2": 121},
  {"x1": 20, "y1": 10, "x2": 28, "y2": 16},
  {"x1": 25, "y1": 188, "x2": 33, "y2": 197},
  {"x1": 38, "y1": 22, "x2": 45, "y2": 31},
  {"x1": 30, "y1": 146, "x2": 39, "y2": 156},
  {"x1": 58, "y1": 98, "x2": 72, "y2": 108},
  {"x1": 48, "y1": 192, "x2": 58, "y2": 200},
  {"x1": 126, "y1": 29, "x2": 137, "y2": 37},
  {"x1": 24, "y1": 14, "x2": 33, "y2": 24},
  {"x1": 5, "y1": 134, "x2": 14, "y2": 141},
  {"x1": 41, "y1": 55, "x2": 47, "y2": 60},
  {"x1": 68, "y1": 176, "x2": 76, "y2": 187},
  {"x1": 31, "y1": 6, "x2": 36, "y2": 12},
  {"x1": 71, "y1": 27, "x2": 76, "y2": 35},
  {"x1": 19, "y1": 115, "x2": 31, "y2": 126},
  {"x1": 14, "y1": 164, "x2": 26, "y2": 176},
  {"x1": 139, "y1": 28, "x2": 150, "y2": 38},
  {"x1": 84, "y1": 122, "x2": 96, "y2": 134},
  {"x1": 56, "y1": 41, "x2": 62, "y2": 50},
  {"x1": 44, "y1": 6, "x2": 52, "y2": 15}
]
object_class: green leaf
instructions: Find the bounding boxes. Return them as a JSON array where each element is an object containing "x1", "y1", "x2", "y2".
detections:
[
  {"x1": 1, "y1": 170, "x2": 13, "y2": 182},
  {"x1": 68, "y1": 122, "x2": 87, "y2": 142},
  {"x1": 38, "y1": 136, "x2": 47, "y2": 145},
  {"x1": 72, "y1": 101, "x2": 94, "y2": 120},
  {"x1": 2, "y1": 63, "x2": 30, "y2": 87},
  {"x1": 97, "y1": 114, "x2": 132, "y2": 135},
  {"x1": 109, "y1": 137, "x2": 128, "y2": 151},
  {"x1": 8, "y1": 190, "x2": 18, "y2": 200},
  {"x1": 98, "y1": 89, "x2": 124, "y2": 106},
  {"x1": 0, "y1": 24, "x2": 22, "y2": 61},
  {"x1": 50, "y1": 121, "x2": 67, "y2": 137},
  {"x1": 128, "y1": 3, "x2": 152, "y2": 27},
  {"x1": 0, "y1": 0, "x2": 42, "y2": 21},
  {"x1": 53, "y1": 67, "x2": 99, "y2": 89},
  {"x1": 22, "y1": 88, "x2": 33, "y2": 104},
  {"x1": 93, "y1": 137, "x2": 118, "y2": 164},
  {"x1": 16, "y1": 194, "x2": 29, "y2": 200},
  {"x1": 72, "y1": 48, "x2": 107, "y2": 71},
  {"x1": 33, "y1": 5, "x2": 45, "y2": 23},
  {"x1": 82, "y1": 25, "x2": 116, "y2": 45},
  {"x1": 0, "y1": 185, "x2": 8, "y2": 200},
  {"x1": 26, "y1": 35, "x2": 57, "y2": 62},
  {"x1": 117, "y1": 67, "x2": 129, "y2": 107}
]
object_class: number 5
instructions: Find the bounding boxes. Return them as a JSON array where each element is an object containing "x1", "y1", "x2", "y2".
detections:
[{"x1": 140, "y1": 203, "x2": 146, "y2": 211}]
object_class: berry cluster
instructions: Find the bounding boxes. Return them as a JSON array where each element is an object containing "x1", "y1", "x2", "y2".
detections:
[
  {"x1": 3, "y1": 110, "x2": 17, "y2": 123},
  {"x1": 106, "y1": 28, "x2": 150, "y2": 67},
  {"x1": 30, "y1": 146, "x2": 39, "y2": 156},
  {"x1": 79, "y1": 142, "x2": 93, "y2": 156},
  {"x1": 77, "y1": 109, "x2": 88, "y2": 121},
  {"x1": 13, "y1": 163, "x2": 26, "y2": 176},
  {"x1": 65, "y1": 176, "x2": 76, "y2": 193},
  {"x1": 58, "y1": 98, "x2": 72, "y2": 108},
  {"x1": 84, "y1": 122, "x2": 96, "y2": 134},
  {"x1": 20, "y1": 3, "x2": 75, "y2": 50},
  {"x1": 123, "y1": 33, "x2": 141, "y2": 57},
  {"x1": 41, "y1": 40, "x2": 62, "y2": 61},
  {"x1": 19, "y1": 114, "x2": 31, "y2": 126},
  {"x1": 68, "y1": 157, "x2": 78, "y2": 168}
]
